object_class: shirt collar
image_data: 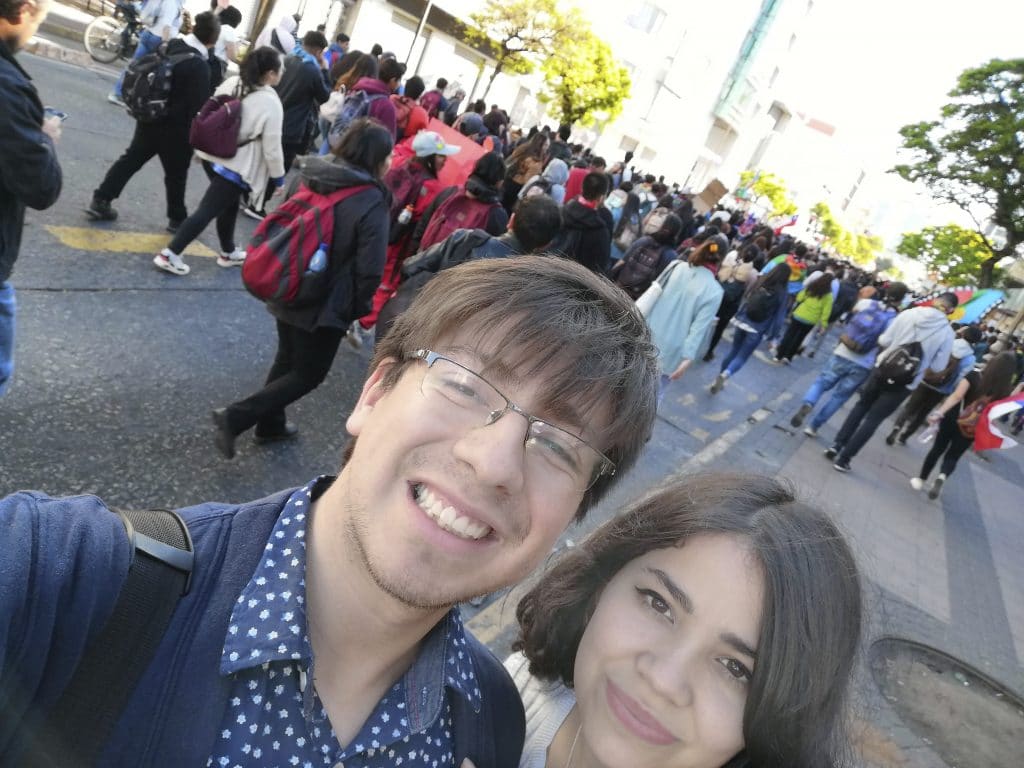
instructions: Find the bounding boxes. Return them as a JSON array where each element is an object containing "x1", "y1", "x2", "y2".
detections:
[{"x1": 182, "y1": 33, "x2": 208, "y2": 56}]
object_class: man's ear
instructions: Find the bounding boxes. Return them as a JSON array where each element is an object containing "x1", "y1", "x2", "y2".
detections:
[{"x1": 346, "y1": 358, "x2": 398, "y2": 437}]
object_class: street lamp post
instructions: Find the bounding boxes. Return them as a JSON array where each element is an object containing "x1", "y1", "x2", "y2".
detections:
[{"x1": 406, "y1": 0, "x2": 434, "y2": 67}]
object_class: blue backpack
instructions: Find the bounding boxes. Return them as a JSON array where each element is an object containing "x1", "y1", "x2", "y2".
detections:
[
  {"x1": 839, "y1": 300, "x2": 895, "y2": 353},
  {"x1": 328, "y1": 90, "x2": 385, "y2": 150}
]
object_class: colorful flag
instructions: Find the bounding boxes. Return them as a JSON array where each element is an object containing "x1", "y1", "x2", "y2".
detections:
[{"x1": 974, "y1": 393, "x2": 1024, "y2": 451}]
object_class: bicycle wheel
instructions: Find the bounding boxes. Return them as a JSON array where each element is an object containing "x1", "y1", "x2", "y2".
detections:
[{"x1": 84, "y1": 16, "x2": 123, "y2": 63}]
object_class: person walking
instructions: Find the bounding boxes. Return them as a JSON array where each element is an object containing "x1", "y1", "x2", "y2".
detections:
[
  {"x1": 152, "y1": 46, "x2": 285, "y2": 275},
  {"x1": 791, "y1": 282, "x2": 908, "y2": 436},
  {"x1": 645, "y1": 238, "x2": 724, "y2": 401},
  {"x1": 552, "y1": 171, "x2": 612, "y2": 274},
  {"x1": 911, "y1": 352, "x2": 1017, "y2": 498},
  {"x1": 108, "y1": 0, "x2": 184, "y2": 106},
  {"x1": 710, "y1": 262, "x2": 791, "y2": 394},
  {"x1": 826, "y1": 292, "x2": 958, "y2": 472},
  {"x1": 0, "y1": 0, "x2": 63, "y2": 397},
  {"x1": 87, "y1": 11, "x2": 220, "y2": 233},
  {"x1": 610, "y1": 213, "x2": 685, "y2": 300},
  {"x1": 773, "y1": 272, "x2": 834, "y2": 363},
  {"x1": 703, "y1": 241, "x2": 759, "y2": 362},
  {"x1": 501, "y1": 132, "x2": 548, "y2": 213},
  {"x1": 211, "y1": 118, "x2": 392, "y2": 456}
]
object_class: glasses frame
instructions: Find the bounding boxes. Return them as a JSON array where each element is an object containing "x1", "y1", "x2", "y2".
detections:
[{"x1": 411, "y1": 349, "x2": 616, "y2": 489}]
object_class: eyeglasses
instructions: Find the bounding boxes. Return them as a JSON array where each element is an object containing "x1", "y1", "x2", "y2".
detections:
[{"x1": 412, "y1": 349, "x2": 615, "y2": 492}]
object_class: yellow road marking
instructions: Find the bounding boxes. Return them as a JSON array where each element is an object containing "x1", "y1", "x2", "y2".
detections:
[{"x1": 46, "y1": 225, "x2": 218, "y2": 259}]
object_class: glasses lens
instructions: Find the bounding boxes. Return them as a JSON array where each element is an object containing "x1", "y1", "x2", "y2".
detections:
[
  {"x1": 421, "y1": 357, "x2": 504, "y2": 419},
  {"x1": 526, "y1": 421, "x2": 607, "y2": 491}
]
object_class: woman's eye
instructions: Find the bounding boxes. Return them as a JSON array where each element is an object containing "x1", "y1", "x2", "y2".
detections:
[
  {"x1": 719, "y1": 658, "x2": 753, "y2": 684},
  {"x1": 635, "y1": 588, "x2": 672, "y2": 621}
]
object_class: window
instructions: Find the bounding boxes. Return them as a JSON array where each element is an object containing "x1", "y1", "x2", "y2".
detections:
[{"x1": 627, "y1": 3, "x2": 667, "y2": 35}]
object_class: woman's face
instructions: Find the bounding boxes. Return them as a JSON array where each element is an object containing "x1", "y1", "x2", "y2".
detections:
[
  {"x1": 572, "y1": 534, "x2": 764, "y2": 768},
  {"x1": 433, "y1": 154, "x2": 448, "y2": 173},
  {"x1": 263, "y1": 67, "x2": 282, "y2": 87}
]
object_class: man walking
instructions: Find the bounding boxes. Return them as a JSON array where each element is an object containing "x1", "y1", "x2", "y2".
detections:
[
  {"x1": 1, "y1": 256, "x2": 657, "y2": 766},
  {"x1": 554, "y1": 171, "x2": 612, "y2": 274},
  {"x1": 826, "y1": 291, "x2": 957, "y2": 472},
  {"x1": 87, "y1": 11, "x2": 220, "y2": 234},
  {"x1": 0, "y1": 0, "x2": 63, "y2": 397},
  {"x1": 108, "y1": 0, "x2": 184, "y2": 106}
]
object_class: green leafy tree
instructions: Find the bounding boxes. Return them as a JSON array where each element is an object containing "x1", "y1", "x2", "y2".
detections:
[
  {"x1": 853, "y1": 233, "x2": 884, "y2": 266},
  {"x1": 811, "y1": 201, "x2": 843, "y2": 243},
  {"x1": 891, "y1": 58, "x2": 1024, "y2": 287},
  {"x1": 539, "y1": 24, "x2": 630, "y2": 127},
  {"x1": 463, "y1": 0, "x2": 571, "y2": 101},
  {"x1": 737, "y1": 170, "x2": 797, "y2": 218},
  {"x1": 897, "y1": 224, "x2": 1002, "y2": 286},
  {"x1": 810, "y1": 202, "x2": 879, "y2": 265},
  {"x1": 541, "y1": 28, "x2": 631, "y2": 127}
]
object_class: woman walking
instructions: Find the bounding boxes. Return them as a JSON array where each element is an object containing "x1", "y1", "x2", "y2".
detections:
[
  {"x1": 773, "y1": 271, "x2": 834, "y2": 363},
  {"x1": 211, "y1": 118, "x2": 393, "y2": 458},
  {"x1": 501, "y1": 132, "x2": 548, "y2": 213},
  {"x1": 153, "y1": 47, "x2": 285, "y2": 276},
  {"x1": 710, "y1": 262, "x2": 791, "y2": 393},
  {"x1": 911, "y1": 352, "x2": 1016, "y2": 499},
  {"x1": 703, "y1": 241, "x2": 760, "y2": 362},
  {"x1": 644, "y1": 238, "x2": 724, "y2": 401}
]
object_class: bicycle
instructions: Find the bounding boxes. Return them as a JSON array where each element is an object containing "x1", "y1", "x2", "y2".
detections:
[{"x1": 83, "y1": 0, "x2": 142, "y2": 64}]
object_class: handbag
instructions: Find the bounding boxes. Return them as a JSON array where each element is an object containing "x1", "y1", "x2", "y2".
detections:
[{"x1": 635, "y1": 260, "x2": 681, "y2": 317}]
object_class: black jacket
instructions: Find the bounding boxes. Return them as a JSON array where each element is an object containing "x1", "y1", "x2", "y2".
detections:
[
  {"x1": 270, "y1": 156, "x2": 390, "y2": 332},
  {"x1": 0, "y1": 40, "x2": 62, "y2": 282},
  {"x1": 553, "y1": 199, "x2": 612, "y2": 275},
  {"x1": 161, "y1": 38, "x2": 215, "y2": 136},
  {"x1": 275, "y1": 55, "x2": 330, "y2": 145}
]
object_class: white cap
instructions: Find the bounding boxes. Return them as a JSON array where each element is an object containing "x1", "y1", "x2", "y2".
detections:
[{"x1": 411, "y1": 131, "x2": 461, "y2": 158}]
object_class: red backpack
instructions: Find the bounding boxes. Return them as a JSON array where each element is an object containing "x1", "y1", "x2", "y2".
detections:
[
  {"x1": 243, "y1": 184, "x2": 371, "y2": 306},
  {"x1": 390, "y1": 94, "x2": 414, "y2": 140},
  {"x1": 418, "y1": 193, "x2": 498, "y2": 252},
  {"x1": 419, "y1": 89, "x2": 443, "y2": 119}
]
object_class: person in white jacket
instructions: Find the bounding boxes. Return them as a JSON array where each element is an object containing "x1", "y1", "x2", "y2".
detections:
[{"x1": 154, "y1": 46, "x2": 286, "y2": 275}]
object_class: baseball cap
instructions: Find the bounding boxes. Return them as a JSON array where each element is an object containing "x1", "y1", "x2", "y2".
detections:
[
  {"x1": 458, "y1": 112, "x2": 486, "y2": 139},
  {"x1": 411, "y1": 131, "x2": 461, "y2": 158}
]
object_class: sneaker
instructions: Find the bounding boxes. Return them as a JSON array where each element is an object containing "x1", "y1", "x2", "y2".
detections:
[
  {"x1": 928, "y1": 474, "x2": 945, "y2": 500},
  {"x1": 791, "y1": 403, "x2": 812, "y2": 428},
  {"x1": 346, "y1": 322, "x2": 373, "y2": 350},
  {"x1": 896, "y1": 436, "x2": 908, "y2": 446},
  {"x1": 709, "y1": 373, "x2": 726, "y2": 394},
  {"x1": 166, "y1": 219, "x2": 184, "y2": 234},
  {"x1": 803, "y1": 425, "x2": 818, "y2": 437},
  {"x1": 241, "y1": 203, "x2": 266, "y2": 221},
  {"x1": 824, "y1": 445, "x2": 839, "y2": 460},
  {"x1": 910, "y1": 477, "x2": 924, "y2": 491},
  {"x1": 107, "y1": 92, "x2": 126, "y2": 107},
  {"x1": 85, "y1": 195, "x2": 118, "y2": 221},
  {"x1": 832, "y1": 457, "x2": 852, "y2": 473},
  {"x1": 702, "y1": 351, "x2": 714, "y2": 362},
  {"x1": 217, "y1": 248, "x2": 247, "y2": 268},
  {"x1": 153, "y1": 250, "x2": 190, "y2": 275},
  {"x1": 211, "y1": 408, "x2": 236, "y2": 459},
  {"x1": 885, "y1": 427, "x2": 899, "y2": 446},
  {"x1": 254, "y1": 423, "x2": 299, "y2": 444}
]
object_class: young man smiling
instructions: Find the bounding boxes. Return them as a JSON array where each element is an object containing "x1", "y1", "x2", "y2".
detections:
[{"x1": 0, "y1": 255, "x2": 658, "y2": 766}]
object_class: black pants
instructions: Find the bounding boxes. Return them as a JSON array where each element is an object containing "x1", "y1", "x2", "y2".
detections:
[
  {"x1": 776, "y1": 319, "x2": 815, "y2": 361},
  {"x1": 96, "y1": 122, "x2": 192, "y2": 222},
  {"x1": 706, "y1": 295, "x2": 741, "y2": 358},
  {"x1": 224, "y1": 320, "x2": 344, "y2": 435},
  {"x1": 833, "y1": 372, "x2": 910, "y2": 460},
  {"x1": 920, "y1": 410, "x2": 972, "y2": 479},
  {"x1": 893, "y1": 386, "x2": 944, "y2": 441},
  {"x1": 168, "y1": 163, "x2": 244, "y2": 254}
]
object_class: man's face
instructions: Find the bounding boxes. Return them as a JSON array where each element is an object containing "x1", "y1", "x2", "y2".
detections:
[
  {"x1": 336, "y1": 338, "x2": 604, "y2": 610},
  {"x1": 4, "y1": 0, "x2": 49, "y2": 51}
]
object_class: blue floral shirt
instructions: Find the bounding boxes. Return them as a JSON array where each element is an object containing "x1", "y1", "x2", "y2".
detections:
[{"x1": 208, "y1": 478, "x2": 481, "y2": 768}]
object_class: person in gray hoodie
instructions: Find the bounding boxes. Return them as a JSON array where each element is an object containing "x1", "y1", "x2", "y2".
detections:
[
  {"x1": 827, "y1": 291, "x2": 958, "y2": 472},
  {"x1": 518, "y1": 157, "x2": 570, "y2": 205}
]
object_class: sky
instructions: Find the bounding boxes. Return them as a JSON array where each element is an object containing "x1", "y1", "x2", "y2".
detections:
[{"x1": 780, "y1": 0, "x2": 1024, "y2": 173}]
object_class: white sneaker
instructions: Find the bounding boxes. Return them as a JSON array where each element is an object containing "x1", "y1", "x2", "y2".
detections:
[
  {"x1": 217, "y1": 248, "x2": 246, "y2": 268},
  {"x1": 107, "y1": 92, "x2": 126, "y2": 107},
  {"x1": 803, "y1": 426, "x2": 818, "y2": 437},
  {"x1": 153, "y1": 250, "x2": 190, "y2": 275},
  {"x1": 346, "y1": 322, "x2": 373, "y2": 350},
  {"x1": 910, "y1": 477, "x2": 924, "y2": 491}
]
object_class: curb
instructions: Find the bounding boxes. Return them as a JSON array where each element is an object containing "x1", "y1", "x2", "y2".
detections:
[{"x1": 26, "y1": 35, "x2": 95, "y2": 68}]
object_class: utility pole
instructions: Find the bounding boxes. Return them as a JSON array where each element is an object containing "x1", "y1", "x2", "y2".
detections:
[{"x1": 406, "y1": 0, "x2": 434, "y2": 67}]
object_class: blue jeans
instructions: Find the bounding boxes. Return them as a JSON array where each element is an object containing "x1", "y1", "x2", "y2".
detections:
[
  {"x1": 114, "y1": 29, "x2": 163, "y2": 97},
  {"x1": 0, "y1": 281, "x2": 15, "y2": 397},
  {"x1": 803, "y1": 353, "x2": 871, "y2": 429},
  {"x1": 720, "y1": 327, "x2": 763, "y2": 377}
]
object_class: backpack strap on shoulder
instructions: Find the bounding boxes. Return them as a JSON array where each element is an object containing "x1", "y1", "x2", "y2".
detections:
[{"x1": 24, "y1": 508, "x2": 194, "y2": 768}]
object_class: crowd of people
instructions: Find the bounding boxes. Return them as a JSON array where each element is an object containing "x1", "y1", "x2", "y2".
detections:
[{"x1": 3, "y1": 1, "x2": 1024, "y2": 766}]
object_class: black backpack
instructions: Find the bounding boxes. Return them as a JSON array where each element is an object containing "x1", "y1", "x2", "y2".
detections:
[
  {"x1": 877, "y1": 341, "x2": 924, "y2": 388},
  {"x1": 122, "y1": 43, "x2": 198, "y2": 123},
  {"x1": 721, "y1": 277, "x2": 747, "y2": 305},
  {"x1": 743, "y1": 285, "x2": 777, "y2": 323},
  {"x1": 616, "y1": 241, "x2": 668, "y2": 299}
]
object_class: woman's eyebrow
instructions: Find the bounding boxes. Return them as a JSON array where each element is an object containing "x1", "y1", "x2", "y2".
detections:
[
  {"x1": 645, "y1": 567, "x2": 693, "y2": 614},
  {"x1": 722, "y1": 632, "x2": 758, "y2": 662}
]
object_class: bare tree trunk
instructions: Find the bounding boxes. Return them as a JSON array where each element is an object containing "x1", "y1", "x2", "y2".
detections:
[
  {"x1": 480, "y1": 60, "x2": 504, "y2": 102},
  {"x1": 978, "y1": 255, "x2": 999, "y2": 288}
]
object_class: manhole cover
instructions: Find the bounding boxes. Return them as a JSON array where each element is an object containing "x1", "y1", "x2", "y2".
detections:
[{"x1": 870, "y1": 638, "x2": 1024, "y2": 768}]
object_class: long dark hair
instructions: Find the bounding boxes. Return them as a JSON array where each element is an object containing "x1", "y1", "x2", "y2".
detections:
[
  {"x1": 805, "y1": 271, "x2": 834, "y2": 298},
  {"x1": 613, "y1": 192, "x2": 642, "y2": 238},
  {"x1": 332, "y1": 117, "x2": 394, "y2": 177},
  {"x1": 513, "y1": 473, "x2": 863, "y2": 768},
  {"x1": 330, "y1": 50, "x2": 377, "y2": 91},
  {"x1": 976, "y1": 351, "x2": 1017, "y2": 402},
  {"x1": 752, "y1": 261, "x2": 792, "y2": 295},
  {"x1": 239, "y1": 46, "x2": 281, "y2": 98}
]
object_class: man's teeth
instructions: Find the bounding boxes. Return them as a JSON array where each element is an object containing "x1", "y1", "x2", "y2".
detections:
[{"x1": 415, "y1": 485, "x2": 491, "y2": 540}]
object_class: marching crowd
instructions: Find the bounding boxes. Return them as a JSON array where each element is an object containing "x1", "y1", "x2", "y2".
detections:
[{"x1": 2, "y1": 0, "x2": 1024, "y2": 766}]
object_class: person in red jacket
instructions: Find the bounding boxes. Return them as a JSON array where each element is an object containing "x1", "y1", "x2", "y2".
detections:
[
  {"x1": 564, "y1": 155, "x2": 605, "y2": 202},
  {"x1": 390, "y1": 74, "x2": 429, "y2": 141}
]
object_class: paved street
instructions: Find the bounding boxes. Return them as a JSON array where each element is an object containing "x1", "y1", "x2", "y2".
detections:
[{"x1": 3, "y1": 52, "x2": 1023, "y2": 767}]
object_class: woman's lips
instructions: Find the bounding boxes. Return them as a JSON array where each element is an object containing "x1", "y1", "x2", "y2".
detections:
[{"x1": 606, "y1": 680, "x2": 678, "y2": 746}]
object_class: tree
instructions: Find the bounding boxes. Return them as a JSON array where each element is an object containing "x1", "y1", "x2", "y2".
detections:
[
  {"x1": 540, "y1": 25, "x2": 631, "y2": 127},
  {"x1": 810, "y1": 202, "x2": 880, "y2": 265},
  {"x1": 463, "y1": 0, "x2": 571, "y2": 101},
  {"x1": 897, "y1": 224, "x2": 1002, "y2": 286},
  {"x1": 891, "y1": 58, "x2": 1024, "y2": 288},
  {"x1": 853, "y1": 233, "x2": 884, "y2": 267},
  {"x1": 737, "y1": 170, "x2": 797, "y2": 218}
]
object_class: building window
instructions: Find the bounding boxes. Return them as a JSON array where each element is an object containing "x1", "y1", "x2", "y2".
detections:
[{"x1": 627, "y1": 3, "x2": 666, "y2": 35}]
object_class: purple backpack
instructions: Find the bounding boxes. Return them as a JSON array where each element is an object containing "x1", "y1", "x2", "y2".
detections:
[{"x1": 189, "y1": 94, "x2": 253, "y2": 158}]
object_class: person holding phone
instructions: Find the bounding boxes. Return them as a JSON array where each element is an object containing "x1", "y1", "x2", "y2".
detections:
[{"x1": 0, "y1": 0, "x2": 64, "y2": 397}]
